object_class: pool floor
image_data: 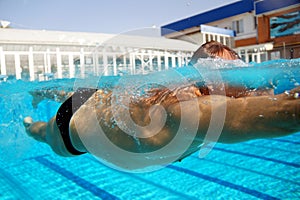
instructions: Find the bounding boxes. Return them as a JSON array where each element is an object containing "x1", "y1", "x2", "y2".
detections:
[{"x1": 0, "y1": 132, "x2": 300, "y2": 199}]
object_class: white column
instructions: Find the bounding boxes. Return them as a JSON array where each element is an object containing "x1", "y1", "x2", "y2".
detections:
[
  {"x1": 131, "y1": 53, "x2": 136, "y2": 74},
  {"x1": 257, "y1": 53, "x2": 261, "y2": 63},
  {"x1": 28, "y1": 47, "x2": 35, "y2": 81},
  {"x1": 103, "y1": 50, "x2": 108, "y2": 76},
  {"x1": 157, "y1": 54, "x2": 161, "y2": 71},
  {"x1": 123, "y1": 55, "x2": 126, "y2": 67},
  {"x1": 149, "y1": 51, "x2": 153, "y2": 71},
  {"x1": 46, "y1": 49, "x2": 51, "y2": 73},
  {"x1": 245, "y1": 51, "x2": 249, "y2": 63},
  {"x1": 129, "y1": 53, "x2": 133, "y2": 74},
  {"x1": 0, "y1": 47, "x2": 6, "y2": 76},
  {"x1": 80, "y1": 48, "x2": 85, "y2": 78},
  {"x1": 94, "y1": 51, "x2": 100, "y2": 76},
  {"x1": 14, "y1": 53, "x2": 22, "y2": 80},
  {"x1": 216, "y1": 35, "x2": 221, "y2": 43},
  {"x1": 69, "y1": 53, "x2": 75, "y2": 78},
  {"x1": 171, "y1": 55, "x2": 176, "y2": 68},
  {"x1": 43, "y1": 52, "x2": 48, "y2": 73},
  {"x1": 113, "y1": 54, "x2": 117, "y2": 75},
  {"x1": 92, "y1": 53, "x2": 96, "y2": 75},
  {"x1": 202, "y1": 33, "x2": 206, "y2": 44},
  {"x1": 224, "y1": 36, "x2": 229, "y2": 46},
  {"x1": 164, "y1": 52, "x2": 169, "y2": 70},
  {"x1": 178, "y1": 55, "x2": 182, "y2": 67},
  {"x1": 56, "y1": 48, "x2": 62, "y2": 78},
  {"x1": 141, "y1": 53, "x2": 145, "y2": 74}
]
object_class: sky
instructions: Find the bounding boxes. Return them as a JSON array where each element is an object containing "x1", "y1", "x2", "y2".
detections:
[{"x1": 0, "y1": 0, "x2": 239, "y2": 34}]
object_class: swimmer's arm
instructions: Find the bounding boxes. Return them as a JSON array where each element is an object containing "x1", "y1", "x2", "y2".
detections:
[
  {"x1": 215, "y1": 96, "x2": 298, "y2": 143},
  {"x1": 167, "y1": 91, "x2": 300, "y2": 144},
  {"x1": 30, "y1": 89, "x2": 74, "y2": 108}
]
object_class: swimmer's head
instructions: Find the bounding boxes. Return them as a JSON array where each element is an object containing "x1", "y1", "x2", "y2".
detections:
[{"x1": 189, "y1": 41, "x2": 240, "y2": 65}]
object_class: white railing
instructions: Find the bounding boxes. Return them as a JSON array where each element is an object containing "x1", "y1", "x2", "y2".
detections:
[{"x1": 0, "y1": 46, "x2": 193, "y2": 81}]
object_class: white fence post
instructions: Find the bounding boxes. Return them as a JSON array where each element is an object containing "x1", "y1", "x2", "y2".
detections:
[
  {"x1": 56, "y1": 48, "x2": 62, "y2": 78},
  {"x1": 80, "y1": 48, "x2": 85, "y2": 78},
  {"x1": 28, "y1": 47, "x2": 35, "y2": 81},
  {"x1": 113, "y1": 54, "x2": 117, "y2": 75},
  {"x1": 103, "y1": 50, "x2": 108, "y2": 76},
  {"x1": 14, "y1": 53, "x2": 21, "y2": 79},
  {"x1": 69, "y1": 53, "x2": 75, "y2": 78},
  {"x1": 0, "y1": 47, "x2": 6, "y2": 76},
  {"x1": 164, "y1": 52, "x2": 169, "y2": 70},
  {"x1": 157, "y1": 53, "x2": 161, "y2": 71}
]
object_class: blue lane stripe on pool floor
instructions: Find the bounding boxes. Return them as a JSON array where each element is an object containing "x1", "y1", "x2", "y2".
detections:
[
  {"x1": 197, "y1": 156, "x2": 300, "y2": 186},
  {"x1": 213, "y1": 147, "x2": 300, "y2": 168},
  {"x1": 34, "y1": 156, "x2": 120, "y2": 200},
  {"x1": 167, "y1": 165, "x2": 280, "y2": 200},
  {"x1": 87, "y1": 157, "x2": 197, "y2": 200}
]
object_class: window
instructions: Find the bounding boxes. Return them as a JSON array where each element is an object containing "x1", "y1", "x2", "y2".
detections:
[{"x1": 232, "y1": 19, "x2": 244, "y2": 34}]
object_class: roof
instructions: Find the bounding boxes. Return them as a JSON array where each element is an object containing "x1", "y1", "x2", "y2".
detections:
[
  {"x1": 161, "y1": 0, "x2": 253, "y2": 36},
  {"x1": 0, "y1": 28, "x2": 198, "y2": 52},
  {"x1": 255, "y1": 0, "x2": 300, "y2": 15}
]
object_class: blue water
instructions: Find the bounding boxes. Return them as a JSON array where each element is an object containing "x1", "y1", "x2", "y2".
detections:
[{"x1": 0, "y1": 59, "x2": 300, "y2": 199}]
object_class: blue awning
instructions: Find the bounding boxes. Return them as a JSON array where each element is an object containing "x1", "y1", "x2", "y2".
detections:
[
  {"x1": 161, "y1": 0, "x2": 253, "y2": 36},
  {"x1": 255, "y1": 0, "x2": 300, "y2": 15}
]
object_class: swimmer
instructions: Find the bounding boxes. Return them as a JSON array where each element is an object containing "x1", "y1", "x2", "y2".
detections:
[
  {"x1": 23, "y1": 85, "x2": 300, "y2": 168},
  {"x1": 23, "y1": 41, "x2": 300, "y2": 169}
]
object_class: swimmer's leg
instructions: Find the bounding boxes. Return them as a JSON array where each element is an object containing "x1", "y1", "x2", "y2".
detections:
[{"x1": 23, "y1": 116, "x2": 85, "y2": 157}]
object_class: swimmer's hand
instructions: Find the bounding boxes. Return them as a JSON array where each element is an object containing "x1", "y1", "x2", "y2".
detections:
[
  {"x1": 23, "y1": 116, "x2": 47, "y2": 143},
  {"x1": 23, "y1": 116, "x2": 33, "y2": 129}
]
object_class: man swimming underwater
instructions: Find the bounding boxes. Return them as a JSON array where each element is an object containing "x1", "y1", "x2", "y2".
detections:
[{"x1": 23, "y1": 41, "x2": 300, "y2": 170}]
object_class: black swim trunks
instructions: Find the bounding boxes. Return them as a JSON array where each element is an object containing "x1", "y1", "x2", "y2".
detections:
[{"x1": 56, "y1": 88, "x2": 98, "y2": 155}]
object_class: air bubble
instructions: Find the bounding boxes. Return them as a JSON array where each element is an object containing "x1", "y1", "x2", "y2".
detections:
[{"x1": 269, "y1": 97, "x2": 277, "y2": 101}]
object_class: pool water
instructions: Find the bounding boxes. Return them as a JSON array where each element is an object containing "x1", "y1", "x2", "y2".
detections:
[{"x1": 0, "y1": 59, "x2": 300, "y2": 199}]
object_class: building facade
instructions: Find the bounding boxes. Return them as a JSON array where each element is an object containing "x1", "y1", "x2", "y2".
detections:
[
  {"x1": 0, "y1": 29, "x2": 197, "y2": 81},
  {"x1": 161, "y1": 0, "x2": 300, "y2": 63}
]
